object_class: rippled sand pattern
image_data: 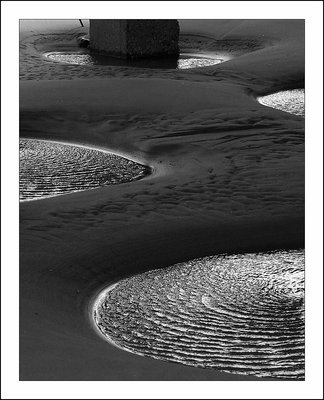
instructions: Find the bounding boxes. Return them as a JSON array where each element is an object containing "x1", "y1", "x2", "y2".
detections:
[
  {"x1": 258, "y1": 89, "x2": 304, "y2": 117},
  {"x1": 178, "y1": 55, "x2": 223, "y2": 69},
  {"x1": 94, "y1": 250, "x2": 304, "y2": 380},
  {"x1": 45, "y1": 52, "x2": 95, "y2": 66},
  {"x1": 20, "y1": 139, "x2": 148, "y2": 201},
  {"x1": 45, "y1": 51, "x2": 222, "y2": 70}
]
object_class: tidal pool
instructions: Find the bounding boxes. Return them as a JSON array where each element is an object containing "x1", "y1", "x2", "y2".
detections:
[
  {"x1": 258, "y1": 89, "x2": 304, "y2": 117},
  {"x1": 19, "y1": 139, "x2": 149, "y2": 201},
  {"x1": 44, "y1": 51, "x2": 223, "y2": 70},
  {"x1": 93, "y1": 249, "x2": 304, "y2": 380}
]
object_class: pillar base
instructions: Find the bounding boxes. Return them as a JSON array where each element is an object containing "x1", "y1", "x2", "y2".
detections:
[{"x1": 89, "y1": 20, "x2": 179, "y2": 59}]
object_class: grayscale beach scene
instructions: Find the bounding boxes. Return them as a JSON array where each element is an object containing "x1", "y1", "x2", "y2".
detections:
[{"x1": 19, "y1": 18, "x2": 305, "y2": 382}]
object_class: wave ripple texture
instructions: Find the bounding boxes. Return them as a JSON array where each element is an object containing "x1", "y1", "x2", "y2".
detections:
[
  {"x1": 45, "y1": 51, "x2": 222, "y2": 69},
  {"x1": 258, "y1": 89, "x2": 304, "y2": 117},
  {"x1": 94, "y1": 250, "x2": 304, "y2": 380},
  {"x1": 20, "y1": 139, "x2": 148, "y2": 201}
]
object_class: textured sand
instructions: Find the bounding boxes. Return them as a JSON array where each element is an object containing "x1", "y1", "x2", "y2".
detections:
[
  {"x1": 19, "y1": 19, "x2": 304, "y2": 380},
  {"x1": 94, "y1": 250, "x2": 304, "y2": 380}
]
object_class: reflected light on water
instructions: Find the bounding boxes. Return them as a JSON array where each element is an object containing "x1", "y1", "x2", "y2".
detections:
[
  {"x1": 93, "y1": 250, "x2": 304, "y2": 380},
  {"x1": 20, "y1": 139, "x2": 149, "y2": 201},
  {"x1": 258, "y1": 89, "x2": 304, "y2": 117},
  {"x1": 44, "y1": 51, "x2": 223, "y2": 70}
]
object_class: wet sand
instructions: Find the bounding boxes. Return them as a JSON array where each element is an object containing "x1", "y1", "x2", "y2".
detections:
[{"x1": 19, "y1": 19, "x2": 304, "y2": 380}]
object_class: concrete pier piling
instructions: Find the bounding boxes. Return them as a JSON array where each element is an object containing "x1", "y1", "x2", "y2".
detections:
[{"x1": 89, "y1": 19, "x2": 179, "y2": 59}]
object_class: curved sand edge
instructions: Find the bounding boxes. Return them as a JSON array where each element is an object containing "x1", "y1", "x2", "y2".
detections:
[{"x1": 20, "y1": 20, "x2": 304, "y2": 380}]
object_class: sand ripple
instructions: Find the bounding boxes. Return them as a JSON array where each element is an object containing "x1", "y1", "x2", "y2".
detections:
[
  {"x1": 20, "y1": 139, "x2": 149, "y2": 201},
  {"x1": 258, "y1": 89, "x2": 304, "y2": 117},
  {"x1": 44, "y1": 51, "x2": 223, "y2": 70},
  {"x1": 93, "y1": 250, "x2": 304, "y2": 380}
]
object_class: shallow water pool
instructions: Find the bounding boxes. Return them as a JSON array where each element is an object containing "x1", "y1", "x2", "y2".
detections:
[
  {"x1": 258, "y1": 89, "x2": 304, "y2": 117},
  {"x1": 19, "y1": 139, "x2": 149, "y2": 201},
  {"x1": 44, "y1": 51, "x2": 223, "y2": 70},
  {"x1": 93, "y1": 249, "x2": 304, "y2": 380}
]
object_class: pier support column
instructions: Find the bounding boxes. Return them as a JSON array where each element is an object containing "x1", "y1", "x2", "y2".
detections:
[{"x1": 89, "y1": 19, "x2": 179, "y2": 59}]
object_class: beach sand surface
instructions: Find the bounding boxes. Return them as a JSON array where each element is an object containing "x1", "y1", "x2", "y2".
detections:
[{"x1": 20, "y1": 19, "x2": 304, "y2": 380}]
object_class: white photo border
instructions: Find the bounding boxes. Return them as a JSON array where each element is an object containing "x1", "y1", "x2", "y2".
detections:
[{"x1": 1, "y1": 1, "x2": 323, "y2": 399}]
